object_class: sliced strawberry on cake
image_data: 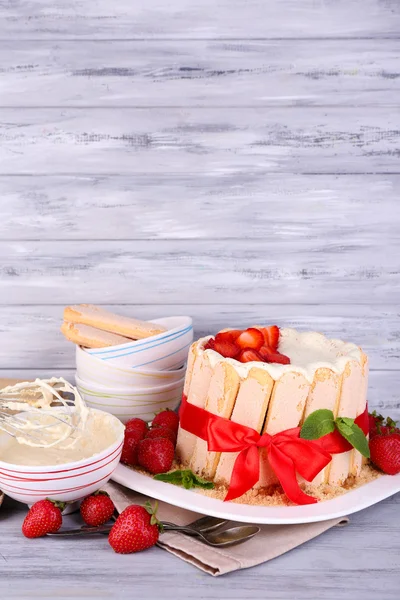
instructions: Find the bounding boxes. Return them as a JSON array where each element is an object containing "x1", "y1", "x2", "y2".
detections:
[
  {"x1": 259, "y1": 325, "x2": 280, "y2": 351},
  {"x1": 236, "y1": 328, "x2": 264, "y2": 351},
  {"x1": 203, "y1": 325, "x2": 290, "y2": 365},
  {"x1": 237, "y1": 349, "x2": 263, "y2": 363},
  {"x1": 213, "y1": 332, "x2": 241, "y2": 358}
]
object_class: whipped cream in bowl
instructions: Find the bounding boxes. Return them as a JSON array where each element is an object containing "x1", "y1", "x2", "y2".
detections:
[{"x1": 0, "y1": 401, "x2": 125, "y2": 506}]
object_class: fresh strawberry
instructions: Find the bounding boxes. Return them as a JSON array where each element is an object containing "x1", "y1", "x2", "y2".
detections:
[
  {"x1": 138, "y1": 438, "x2": 175, "y2": 474},
  {"x1": 215, "y1": 330, "x2": 245, "y2": 342},
  {"x1": 80, "y1": 491, "x2": 115, "y2": 527},
  {"x1": 215, "y1": 331, "x2": 236, "y2": 342},
  {"x1": 205, "y1": 329, "x2": 267, "y2": 355},
  {"x1": 212, "y1": 331, "x2": 240, "y2": 358},
  {"x1": 214, "y1": 339, "x2": 240, "y2": 358},
  {"x1": 258, "y1": 346, "x2": 291, "y2": 364},
  {"x1": 145, "y1": 426, "x2": 177, "y2": 445},
  {"x1": 108, "y1": 502, "x2": 162, "y2": 554},
  {"x1": 204, "y1": 337, "x2": 216, "y2": 351},
  {"x1": 258, "y1": 345, "x2": 273, "y2": 360},
  {"x1": 369, "y1": 411, "x2": 385, "y2": 438},
  {"x1": 259, "y1": 325, "x2": 280, "y2": 351},
  {"x1": 124, "y1": 418, "x2": 148, "y2": 439},
  {"x1": 22, "y1": 499, "x2": 64, "y2": 538},
  {"x1": 237, "y1": 349, "x2": 263, "y2": 363},
  {"x1": 226, "y1": 329, "x2": 243, "y2": 341},
  {"x1": 152, "y1": 409, "x2": 180, "y2": 435},
  {"x1": 370, "y1": 433, "x2": 400, "y2": 475},
  {"x1": 369, "y1": 411, "x2": 399, "y2": 438},
  {"x1": 380, "y1": 423, "x2": 400, "y2": 436},
  {"x1": 268, "y1": 352, "x2": 291, "y2": 365},
  {"x1": 236, "y1": 328, "x2": 264, "y2": 350},
  {"x1": 120, "y1": 429, "x2": 143, "y2": 467}
]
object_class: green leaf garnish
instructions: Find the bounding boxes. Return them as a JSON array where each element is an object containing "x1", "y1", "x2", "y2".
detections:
[
  {"x1": 335, "y1": 417, "x2": 370, "y2": 458},
  {"x1": 300, "y1": 409, "x2": 336, "y2": 440},
  {"x1": 154, "y1": 469, "x2": 214, "y2": 490}
]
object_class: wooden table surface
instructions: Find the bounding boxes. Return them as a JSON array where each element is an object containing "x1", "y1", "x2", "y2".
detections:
[
  {"x1": 1, "y1": 492, "x2": 399, "y2": 599},
  {"x1": 1, "y1": 0, "x2": 400, "y2": 597}
]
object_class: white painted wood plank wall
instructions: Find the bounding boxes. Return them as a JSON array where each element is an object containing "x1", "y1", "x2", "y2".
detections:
[
  {"x1": 0, "y1": 0, "x2": 399, "y2": 421},
  {"x1": 1, "y1": 0, "x2": 400, "y2": 39},
  {"x1": 1, "y1": 3, "x2": 400, "y2": 599},
  {"x1": 1, "y1": 40, "x2": 400, "y2": 108}
]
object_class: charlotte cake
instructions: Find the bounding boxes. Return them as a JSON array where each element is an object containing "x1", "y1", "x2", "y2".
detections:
[{"x1": 176, "y1": 326, "x2": 369, "y2": 498}]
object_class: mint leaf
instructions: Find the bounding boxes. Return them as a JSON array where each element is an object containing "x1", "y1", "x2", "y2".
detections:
[
  {"x1": 153, "y1": 471, "x2": 184, "y2": 486},
  {"x1": 339, "y1": 417, "x2": 354, "y2": 427},
  {"x1": 335, "y1": 418, "x2": 370, "y2": 458},
  {"x1": 300, "y1": 409, "x2": 335, "y2": 440},
  {"x1": 335, "y1": 417, "x2": 354, "y2": 437},
  {"x1": 154, "y1": 469, "x2": 214, "y2": 490}
]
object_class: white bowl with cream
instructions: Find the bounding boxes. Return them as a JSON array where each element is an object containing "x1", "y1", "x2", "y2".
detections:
[
  {"x1": 0, "y1": 408, "x2": 125, "y2": 505},
  {"x1": 76, "y1": 344, "x2": 186, "y2": 388},
  {"x1": 75, "y1": 375, "x2": 184, "y2": 423},
  {"x1": 83, "y1": 316, "x2": 193, "y2": 370}
]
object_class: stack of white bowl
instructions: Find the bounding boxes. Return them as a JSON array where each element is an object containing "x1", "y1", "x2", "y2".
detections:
[{"x1": 75, "y1": 316, "x2": 193, "y2": 423}]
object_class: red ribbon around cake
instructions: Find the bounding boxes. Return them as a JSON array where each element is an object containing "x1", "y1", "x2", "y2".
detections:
[{"x1": 179, "y1": 395, "x2": 369, "y2": 506}]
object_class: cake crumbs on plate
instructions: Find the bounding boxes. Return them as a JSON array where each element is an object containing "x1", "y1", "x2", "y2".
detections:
[
  {"x1": 128, "y1": 462, "x2": 382, "y2": 507},
  {"x1": 196, "y1": 465, "x2": 383, "y2": 506},
  {"x1": 196, "y1": 464, "x2": 381, "y2": 506}
]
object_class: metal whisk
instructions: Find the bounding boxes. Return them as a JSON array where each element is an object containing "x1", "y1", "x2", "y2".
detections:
[{"x1": 0, "y1": 378, "x2": 88, "y2": 448}]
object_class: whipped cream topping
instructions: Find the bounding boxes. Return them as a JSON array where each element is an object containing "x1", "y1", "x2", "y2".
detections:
[
  {"x1": 0, "y1": 409, "x2": 122, "y2": 466},
  {"x1": 198, "y1": 327, "x2": 363, "y2": 383}
]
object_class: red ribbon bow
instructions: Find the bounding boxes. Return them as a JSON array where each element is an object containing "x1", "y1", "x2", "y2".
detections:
[{"x1": 179, "y1": 395, "x2": 368, "y2": 506}]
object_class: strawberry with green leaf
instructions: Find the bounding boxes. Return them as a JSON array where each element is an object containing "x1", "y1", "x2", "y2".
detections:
[
  {"x1": 22, "y1": 499, "x2": 65, "y2": 538},
  {"x1": 370, "y1": 433, "x2": 400, "y2": 475},
  {"x1": 369, "y1": 410, "x2": 399, "y2": 438},
  {"x1": 108, "y1": 502, "x2": 162, "y2": 554}
]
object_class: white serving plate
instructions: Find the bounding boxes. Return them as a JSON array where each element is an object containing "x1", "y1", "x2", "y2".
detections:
[{"x1": 112, "y1": 464, "x2": 400, "y2": 525}]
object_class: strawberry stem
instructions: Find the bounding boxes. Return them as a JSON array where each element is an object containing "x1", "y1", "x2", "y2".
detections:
[
  {"x1": 144, "y1": 501, "x2": 163, "y2": 532},
  {"x1": 47, "y1": 498, "x2": 66, "y2": 512}
]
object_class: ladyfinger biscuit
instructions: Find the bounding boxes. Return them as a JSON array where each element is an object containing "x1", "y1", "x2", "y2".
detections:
[
  {"x1": 190, "y1": 362, "x2": 240, "y2": 479},
  {"x1": 350, "y1": 353, "x2": 369, "y2": 477},
  {"x1": 302, "y1": 368, "x2": 342, "y2": 485},
  {"x1": 61, "y1": 321, "x2": 133, "y2": 349},
  {"x1": 176, "y1": 347, "x2": 213, "y2": 465},
  {"x1": 257, "y1": 372, "x2": 311, "y2": 488},
  {"x1": 327, "y1": 360, "x2": 363, "y2": 485},
  {"x1": 215, "y1": 367, "x2": 274, "y2": 485},
  {"x1": 64, "y1": 305, "x2": 167, "y2": 340}
]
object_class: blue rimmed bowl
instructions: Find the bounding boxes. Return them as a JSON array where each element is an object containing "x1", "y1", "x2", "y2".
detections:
[
  {"x1": 75, "y1": 375, "x2": 184, "y2": 423},
  {"x1": 76, "y1": 345, "x2": 186, "y2": 388},
  {"x1": 83, "y1": 316, "x2": 193, "y2": 370}
]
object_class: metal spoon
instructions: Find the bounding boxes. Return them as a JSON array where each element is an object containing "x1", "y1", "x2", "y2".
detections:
[
  {"x1": 82, "y1": 514, "x2": 228, "y2": 534},
  {"x1": 78, "y1": 514, "x2": 228, "y2": 534},
  {"x1": 161, "y1": 522, "x2": 260, "y2": 547},
  {"x1": 48, "y1": 520, "x2": 260, "y2": 547},
  {"x1": 186, "y1": 515, "x2": 229, "y2": 532},
  {"x1": 51, "y1": 515, "x2": 227, "y2": 536}
]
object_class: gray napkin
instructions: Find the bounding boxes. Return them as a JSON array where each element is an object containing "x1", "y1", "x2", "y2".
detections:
[{"x1": 103, "y1": 481, "x2": 349, "y2": 576}]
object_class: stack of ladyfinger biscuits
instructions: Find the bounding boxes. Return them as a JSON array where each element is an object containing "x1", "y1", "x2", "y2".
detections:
[{"x1": 61, "y1": 305, "x2": 167, "y2": 349}]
